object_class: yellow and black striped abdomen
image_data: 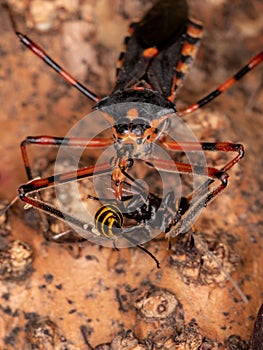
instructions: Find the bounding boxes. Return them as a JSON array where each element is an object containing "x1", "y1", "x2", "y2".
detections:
[{"x1": 95, "y1": 205, "x2": 124, "y2": 238}]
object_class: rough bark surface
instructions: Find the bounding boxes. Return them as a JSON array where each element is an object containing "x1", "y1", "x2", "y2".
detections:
[{"x1": 0, "y1": 0, "x2": 262, "y2": 349}]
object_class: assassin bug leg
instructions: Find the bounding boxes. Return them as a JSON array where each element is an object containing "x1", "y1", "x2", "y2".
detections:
[
  {"x1": 20, "y1": 136, "x2": 113, "y2": 180},
  {"x1": 18, "y1": 162, "x2": 113, "y2": 200},
  {"x1": 180, "y1": 51, "x2": 263, "y2": 115},
  {"x1": 159, "y1": 140, "x2": 244, "y2": 172},
  {"x1": 5, "y1": 1, "x2": 262, "y2": 204},
  {"x1": 1, "y1": 0, "x2": 262, "y2": 280},
  {"x1": 14, "y1": 162, "x2": 114, "y2": 242}
]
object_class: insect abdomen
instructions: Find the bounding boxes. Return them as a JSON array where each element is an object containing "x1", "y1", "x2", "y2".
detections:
[{"x1": 95, "y1": 205, "x2": 124, "y2": 237}]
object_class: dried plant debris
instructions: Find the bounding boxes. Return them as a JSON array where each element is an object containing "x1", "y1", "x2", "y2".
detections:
[
  {"x1": 225, "y1": 334, "x2": 249, "y2": 350},
  {"x1": 132, "y1": 286, "x2": 221, "y2": 349},
  {"x1": 0, "y1": 240, "x2": 33, "y2": 281},
  {"x1": 26, "y1": 316, "x2": 58, "y2": 349},
  {"x1": 26, "y1": 315, "x2": 78, "y2": 350},
  {"x1": 95, "y1": 326, "x2": 219, "y2": 350},
  {"x1": 169, "y1": 234, "x2": 240, "y2": 287},
  {"x1": 163, "y1": 321, "x2": 220, "y2": 350},
  {"x1": 109, "y1": 330, "x2": 147, "y2": 350}
]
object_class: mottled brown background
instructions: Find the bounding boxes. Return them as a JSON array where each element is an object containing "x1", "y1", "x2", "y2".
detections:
[{"x1": 0, "y1": 0, "x2": 262, "y2": 348}]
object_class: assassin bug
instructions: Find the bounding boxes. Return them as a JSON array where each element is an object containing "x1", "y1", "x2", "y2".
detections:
[{"x1": 1, "y1": 1, "x2": 263, "y2": 259}]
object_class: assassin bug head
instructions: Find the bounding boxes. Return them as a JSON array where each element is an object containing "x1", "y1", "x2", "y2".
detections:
[
  {"x1": 95, "y1": 89, "x2": 176, "y2": 198},
  {"x1": 96, "y1": 89, "x2": 176, "y2": 150}
]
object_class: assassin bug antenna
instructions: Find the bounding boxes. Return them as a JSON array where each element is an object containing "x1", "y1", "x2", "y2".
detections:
[
  {"x1": 0, "y1": 195, "x2": 20, "y2": 218},
  {"x1": 2, "y1": 2, "x2": 18, "y2": 33},
  {"x1": 3, "y1": 2, "x2": 100, "y2": 103}
]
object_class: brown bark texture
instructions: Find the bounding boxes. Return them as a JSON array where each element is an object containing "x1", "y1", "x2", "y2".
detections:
[{"x1": 0, "y1": 0, "x2": 262, "y2": 349}]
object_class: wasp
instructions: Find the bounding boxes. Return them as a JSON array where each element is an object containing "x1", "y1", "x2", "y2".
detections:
[
  {"x1": 85, "y1": 169, "x2": 190, "y2": 268},
  {"x1": 1, "y1": 1, "x2": 262, "y2": 261}
]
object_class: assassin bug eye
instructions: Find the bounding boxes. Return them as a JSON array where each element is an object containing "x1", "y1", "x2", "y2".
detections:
[
  {"x1": 129, "y1": 118, "x2": 150, "y2": 136},
  {"x1": 114, "y1": 118, "x2": 130, "y2": 135},
  {"x1": 131, "y1": 124, "x2": 144, "y2": 136},
  {"x1": 126, "y1": 158, "x2": 134, "y2": 168},
  {"x1": 115, "y1": 123, "x2": 129, "y2": 135}
]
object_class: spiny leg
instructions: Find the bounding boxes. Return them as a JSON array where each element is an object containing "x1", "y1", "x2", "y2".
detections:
[
  {"x1": 161, "y1": 139, "x2": 244, "y2": 205},
  {"x1": 19, "y1": 191, "x2": 94, "y2": 241},
  {"x1": 166, "y1": 170, "x2": 229, "y2": 241},
  {"x1": 179, "y1": 51, "x2": 263, "y2": 115}
]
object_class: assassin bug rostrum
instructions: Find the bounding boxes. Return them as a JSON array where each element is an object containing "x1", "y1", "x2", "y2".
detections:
[{"x1": 1, "y1": 0, "x2": 262, "y2": 268}]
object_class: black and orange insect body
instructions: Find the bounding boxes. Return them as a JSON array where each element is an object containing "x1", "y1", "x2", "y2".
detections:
[
  {"x1": 100, "y1": 0, "x2": 204, "y2": 197},
  {"x1": 1, "y1": 0, "x2": 263, "y2": 264}
]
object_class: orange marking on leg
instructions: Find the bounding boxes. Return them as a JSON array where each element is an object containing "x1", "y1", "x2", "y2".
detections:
[
  {"x1": 59, "y1": 70, "x2": 77, "y2": 85},
  {"x1": 117, "y1": 58, "x2": 124, "y2": 68},
  {"x1": 177, "y1": 61, "x2": 191, "y2": 74},
  {"x1": 248, "y1": 51, "x2": 263, "y2": 69},
  {"x1": 180, "y1": 103, "x2": 199, "y2": 115},
  {"x1": 218, "y1": 76, "x2": 236, "y2": 92},
  {"x1": 32, "y1": 178, "x2": 50, "y2": 187}
]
